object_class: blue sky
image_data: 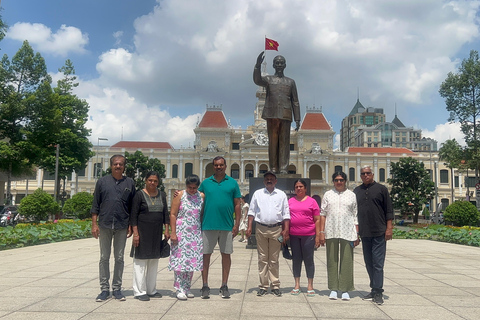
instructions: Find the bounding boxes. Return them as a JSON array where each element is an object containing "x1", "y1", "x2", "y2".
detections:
[{"x1": 2, "y1": 0, "x2": 479, "y2": 149}]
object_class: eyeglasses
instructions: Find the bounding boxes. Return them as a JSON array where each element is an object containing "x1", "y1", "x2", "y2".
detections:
[
  {"x1": 360, "y1": 172, "x2": 372, "y2": 176},
  {"x1": 334, "y1": 179, "x2": 345, "y2": 182}
]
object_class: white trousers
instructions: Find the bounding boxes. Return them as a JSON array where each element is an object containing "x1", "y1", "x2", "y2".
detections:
[{"x1": 132, "y1": 258, "x2": 159, "y2": 296}]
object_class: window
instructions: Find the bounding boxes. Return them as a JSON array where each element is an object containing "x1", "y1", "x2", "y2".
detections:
[
  {"x1": 309, "y1": 165, "x2": 322, "y2": 180},
  {"x1": 365, "y1": 116, "x2": 374, "y2": 125},
  {"x1": 441, "y1": 198, "x2": 449, "y2": 211},
  {"x1": 231, "y1": 164, "x2": 239, "y2": 179},
  {"x1": 232, "y1": 143, "x2": 240, "y2": 150},
  {"x1": 440, "y1": 170, "x2": 448, "y2": 184},
  {"x1": 290, "y1": 144, "x2": 295, "y2": 151},
  {"x1": 466, "y1": 176, "x2": 476, "y2": 187},
  {"x1": 360, "y1": 116, "x2": 364, "y2": 124},
  {"x1": 93, "y1": 163, "x2": 102, "y2": 179},
  {"x1": 455, "y1": 176, "x2": 459, "y2": 188},
  {"x1": 287, "y1": 165, "x2": 296, "y2": 175},
  {"x1": 259, "y1": 164, "x2": 268, "y2": 174},
  {"x1": 172, "y1": 164, "x2": 178, "y2": 178},
  {"x1": 77, "y1": 167, "x2": 86, "y2": 177},
  {"x1": 334, "y1": 165, "x2": 342, "y2": 173},
  {"x1": 379, "y1": 168, "x2": 385, "y2": 182},
  {"x1": 349, "y1": 167, "x2": 355, "y2": 181},
  {"x1": 245, "y1": 164, "x2": 254, "y2": 179},
  {"x1": 185, "y1": 163, "x2": 193, "y2": 178}
]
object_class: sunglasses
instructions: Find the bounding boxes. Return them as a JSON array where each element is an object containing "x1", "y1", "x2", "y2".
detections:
[
  {"x1": 360, "y1": 172, "x2": 372, "y2": 176},
  {"x1": 334, "y1": 179, "x2": 345, "y2": 182}
]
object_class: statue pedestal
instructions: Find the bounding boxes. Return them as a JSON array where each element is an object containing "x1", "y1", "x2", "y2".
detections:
[{"x1": 246, "y1": 176, "x2": 311, "y2": 249}]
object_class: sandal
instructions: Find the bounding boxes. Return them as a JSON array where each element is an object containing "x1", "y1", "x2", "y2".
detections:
[
  {"x1": 290, "y1": 288, "x2": 301, "y2": 295},
  {"x1": 307, "y1": 290, "x2": 316, "y2": 297}
]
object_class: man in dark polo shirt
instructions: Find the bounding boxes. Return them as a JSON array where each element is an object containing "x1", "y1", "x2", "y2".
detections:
[
  {"x1": 91, "y1": 154, "x2": 136, "y2": 302},
  {"x1": 354, "y1": 165, "x2": 393, "y2": 305}
]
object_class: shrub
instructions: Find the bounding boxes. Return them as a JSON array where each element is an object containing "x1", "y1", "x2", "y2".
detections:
[
  {"x1": 19, "y1": 188, "x2": 60, "y2": 222},
  {"x1": 63, "y1": 192, "x2": 93, "y2": 219},
  {"x1": 444, "y1": 201, "x2": 480, "y2": 227}
]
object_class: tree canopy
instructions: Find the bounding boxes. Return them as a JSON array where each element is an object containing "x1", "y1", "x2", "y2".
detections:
[{"x1": 388, "y1": 157, "x2": 436, "y2": 223}]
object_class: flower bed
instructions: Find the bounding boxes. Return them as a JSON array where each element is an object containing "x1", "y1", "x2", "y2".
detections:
[
  {"x1": 0, "y1": 219, "x2": 92, "y2": 250},
  {"x1": 393, "y1": 225, "x2": 480, "y2": 247}
]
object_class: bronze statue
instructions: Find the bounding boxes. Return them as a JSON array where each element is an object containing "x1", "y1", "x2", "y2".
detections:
[{"x1": 253, "y1": 51, "x2": 300, "y2": 174}]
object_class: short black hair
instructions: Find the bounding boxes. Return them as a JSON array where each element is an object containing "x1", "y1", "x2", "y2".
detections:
[
  {"x1": 185, "y1": 174, "x2": 201, "y2": 186},
  {"x1": 332, "y1": 171, "x2": 347, "y2": 181}
]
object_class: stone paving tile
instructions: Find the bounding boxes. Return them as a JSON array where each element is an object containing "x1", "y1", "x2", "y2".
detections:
[
  {"x1": 380, "y1": 305, "x2": 466, "y2": 320},
  {"x1": 0, "y1": 312, "x2": 86, "y2": 320},
  {"x1": 445, "y1": 307, "x2": 480, "y2": 320}
]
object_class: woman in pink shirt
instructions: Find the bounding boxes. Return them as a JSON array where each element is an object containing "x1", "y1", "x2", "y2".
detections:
[{"x1": 288, "y1": 179, "x2": 321, "y2": 296}]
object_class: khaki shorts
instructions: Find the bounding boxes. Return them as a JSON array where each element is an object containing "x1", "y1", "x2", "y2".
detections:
[{"x1": 202, "y1": 230, "x2": 234, "y2": 254}]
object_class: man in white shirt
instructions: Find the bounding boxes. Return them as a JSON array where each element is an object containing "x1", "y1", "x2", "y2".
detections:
[{"x1": 246, "y1": 171, "x2": 290, "y2": 297}]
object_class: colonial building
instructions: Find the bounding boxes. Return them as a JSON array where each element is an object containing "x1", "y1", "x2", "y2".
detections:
[{"x1": 1, "y1": 87, "x2": 474, "y2": 212}]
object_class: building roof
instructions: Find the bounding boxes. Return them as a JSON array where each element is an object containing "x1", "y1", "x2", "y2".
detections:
[
  {"x1": 391, "y1": 115, "x2": 406, "y2": 128},
  {"x1": 198, "y1": 109, "x2": 229, "y2": 128},
  {"x1": 348, "y1": 99, "x2": 365, "y2": 116},
  {"x1": 347, "y1": 147, "x2": 415, "y2": 154},
  {"x1": 110, "y1": 141, "x2": 174, "y2": 149},
  {"x1": 300, "y1": 112, "x2": 332, "y2": 130}
]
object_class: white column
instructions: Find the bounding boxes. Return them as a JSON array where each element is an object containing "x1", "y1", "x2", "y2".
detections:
[{"x1": 303, "y1": 158, "x2": 307, "y2": 178}]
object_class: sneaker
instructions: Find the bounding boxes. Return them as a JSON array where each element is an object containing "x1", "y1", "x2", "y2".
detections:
[
  {"x1": 329, "y1": 291, "x2": 338, "y2": 300},
  {"x1": 219, "y1": 285, "x2": 231, "y2": 299},
  {"x1": 186, "y1": 290, "x2": 195, "y2": 298},
  {"x1": 257, "y1": 289, "x2": 267, "y2": 296},
  {"x1": 341, "y1": 292, "x2": 350, "y2": 301},
  {"x1": 147, "y1": 292, "x2": 162, "y2": 298},
  {"x1": 177, "y1": 291, "x2": 187, "y2": 300},
  {"x1": 242, "y1": 239, "x2": 248, "y2": 243},
  {"x1": 272, "y1": 289, "x2": 282, "y2": 297},
  {"x1": 134, "y1": 294, "x2": 150, "y2": 301},
  {"x1": 373, "y1": 293, "x2": 384, "y2": 305},
  {"x1": 238, "y1": 238, "x2": 245, "y2": 242},
  {"x1": 95, "y1": 291, "x2": 110, "y2": 302},
  {"x1": 201, "y1": 285, "x2": 210, "y2": 299},
  {"x1": 112, "y1": 290, "x2": 126, "y2": 301},
  {"x1": 362, "y1": 291, "x2": 374, "y2": 300}
]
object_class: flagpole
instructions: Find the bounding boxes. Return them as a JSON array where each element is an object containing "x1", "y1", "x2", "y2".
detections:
[{"x1": 263, "y1": 35, "x2": 267, "y2": 74}]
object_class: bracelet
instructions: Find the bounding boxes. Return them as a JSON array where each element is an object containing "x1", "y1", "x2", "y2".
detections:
[
  {"x1": 319, "y1": 231, "x2": 325, "y2": 234},
  {"x1": 133, "y1": 234, "x2": 139, "y2": 237}
]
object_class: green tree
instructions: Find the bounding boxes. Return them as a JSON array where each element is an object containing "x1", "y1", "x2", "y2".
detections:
[
  {"x1": 439, "y1": 139, "x2": 463, "y2": 201},
  {"x1": 0, "y1": 40, "x2": 48, "y2": 204},
  {"x1": 118, "y1": 151, "x2": 166, "y2": 190},
  {"x1": 26, "y1": 60, "x2": 93, "y2": 201},
  {"x1": 444, "y1": 201, "x2": 480, "y2": 227},
  {"x1": 62, "y1": 192, "x2": 93, "y2": 219},
  {"x1": 439, "y1": 50, "x2": 480, "y2": 186},
  {"x1": 19, "y1": 188, "x2": 60, "y2": 222},
  {"x1": 388, "y1": 157, "x2": 436, "y2": 223}
]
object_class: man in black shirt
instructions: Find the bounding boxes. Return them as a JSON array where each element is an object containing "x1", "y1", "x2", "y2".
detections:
[
  {"x1": 91, "y1": 154, "x2": 135, "y2": 302},
  {"x1": 354, "y1": 165, "x2": 393, "y2": 305}
]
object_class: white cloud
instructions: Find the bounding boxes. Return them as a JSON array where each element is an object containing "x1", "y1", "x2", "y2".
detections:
[
  {"x1": 7, "y1": 22, "x2": 88, "y2": 56},
  {"x1": 422, "y1": 122, "x2": 466, "y2": 147}
]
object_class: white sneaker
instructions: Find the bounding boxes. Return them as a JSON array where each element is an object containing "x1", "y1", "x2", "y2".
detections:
[
  {"x1": 341, "y1": 292, "x2": 350, "y2": 301},
  {"x1": 176, "y1": 291, "x2": 187, "y2": 300},
  {"x1": 186, "y1": 290, "x2": 194, "y2": 298},
  {"x1": 329, "y1": 291, "x2": 338, "y2": 300}
]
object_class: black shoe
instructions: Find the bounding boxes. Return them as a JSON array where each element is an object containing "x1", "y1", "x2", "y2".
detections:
[
  {"x1": 112, "y1": 290, "x2": 126, "y2": 301},
  {"x1": 147, "y1": 292, "x2": 162, "y2": 298},
  {"x1": 257, "y1": 289, "x2": 267, "y2": 296},
  {"x1": 373, "y1": 293, "x2": 384, "y2": 305},
  {"x1": 272, "y1": 289, "x2": 282, "y2": 297},
  {"x1": 201, "y1": 285, "x2": 210, "y2": 299},
  {"x1": 219, "y1": 285, "x2": 230, "y2": 299},
  {"x1": 362, "y1": 291, "x2": 374, "y2": 300},
  {"x1": 134, "y1": 294, "x2": 150, "y2": 301},
  {"x1": 95, "y1": 291, "x2": 110, "y2": 302}
]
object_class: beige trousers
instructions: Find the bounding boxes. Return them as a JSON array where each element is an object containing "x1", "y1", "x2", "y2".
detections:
[{"x1": 255, "y1": 224, "x2": 283, "y2": 290}]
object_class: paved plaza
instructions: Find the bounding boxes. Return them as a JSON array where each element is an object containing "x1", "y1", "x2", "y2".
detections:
[{"x1": 0, "y1": 237, "x2": 479, "y2": 320}]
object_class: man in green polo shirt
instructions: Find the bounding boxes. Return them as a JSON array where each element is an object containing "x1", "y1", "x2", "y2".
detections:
[{"x1": 199, "y1": 156, "x2": 242, "y2": 299}]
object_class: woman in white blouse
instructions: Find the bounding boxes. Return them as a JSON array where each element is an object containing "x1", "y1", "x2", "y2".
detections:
[{"x1": 319, "y1": 172, "x2": 360, "y2": 301}]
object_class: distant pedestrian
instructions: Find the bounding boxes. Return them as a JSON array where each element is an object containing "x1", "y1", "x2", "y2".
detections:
[
  {"x1": 238, "y1": 195, "x2": 250, "y2": 243},
  {"x1": 91, "y1": 154, "x2": 135, "y2": 302},
  {"x1": 168, "y1": 175, "x2": 204, "y2": 300},
  {"x1": 354, "y1": 165, "x2": 393, "y2": 305},
  {"x1": 247, "y1": 171, "x2": 290, "y2": 297}
]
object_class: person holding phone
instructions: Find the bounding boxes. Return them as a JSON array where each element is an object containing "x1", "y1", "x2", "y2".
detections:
[
  {"x1": 288, "y1": 179, "x2": 321, "y2": 297},
  {"x1": 246, "y1": 171, "x2": 290, "y2": 297}
]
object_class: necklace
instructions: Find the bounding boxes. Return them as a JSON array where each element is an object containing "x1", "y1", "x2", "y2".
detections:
[{"x1": 144, "y1": 189, "x2": 158, "y2": 205}]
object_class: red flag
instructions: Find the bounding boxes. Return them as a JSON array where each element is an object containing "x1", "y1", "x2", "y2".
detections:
[{"x1": 265, "y1": 38, "x2": 279, "y2": 51}]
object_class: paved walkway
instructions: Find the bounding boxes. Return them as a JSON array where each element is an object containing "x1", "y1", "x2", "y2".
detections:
[{"x1": 0, "y1": 237, "x2": 479, "y2": 320}]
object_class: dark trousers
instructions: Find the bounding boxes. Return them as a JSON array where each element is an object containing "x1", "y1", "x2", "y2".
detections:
[
  {"x1": 361, "y1": 235, "x2": 386, "y2": 293},
  {"x1": 266, "y1": 118, "x2": 291, "y2": 173},
  {"x1": 290, "y1": 235, "x2": 315, "y2": 279}
]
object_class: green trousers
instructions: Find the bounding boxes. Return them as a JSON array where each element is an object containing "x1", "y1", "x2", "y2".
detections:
[{"x1": 326, "y1": 238, "x2": 355, "y2": 292}]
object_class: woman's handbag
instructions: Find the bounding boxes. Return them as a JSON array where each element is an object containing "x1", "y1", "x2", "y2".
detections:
[
  {"x1": 160, "y1": 238, "x2": 170, "y2": 258},
  {"x1": 282, "y1": 243, "x2": 292, "y2": 260}
]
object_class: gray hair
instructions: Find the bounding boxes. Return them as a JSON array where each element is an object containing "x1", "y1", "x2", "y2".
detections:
[{"x1": 361, "y1": 165, "x2": 372, "y2": 171}]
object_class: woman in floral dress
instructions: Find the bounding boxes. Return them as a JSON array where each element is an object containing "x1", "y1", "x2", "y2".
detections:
[{"x1": 168, "y1": 175, "x2": 204, "y2": 300}]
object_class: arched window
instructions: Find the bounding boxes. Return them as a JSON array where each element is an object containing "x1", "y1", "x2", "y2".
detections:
[
  {"x1": 259, "y1": 164, "x2": 268, "y2": 174},
  {"x1": 349, "y1": 167, "x2": 355, "y2": 181},
  {"x1": 231, "y1": 163, "x2": 240, "y2": 179},
  {"x1": 245, "y1": 163, "x2": 254, "y2": 179},
  {"x1": 379, "y1": 168, "x2": 386, "y2": 182},
  {"x1": 334, "y1": 165, "x2": 342, "y2": 173},
  {"x1": 172, "y1": 164, "x2": 178, "y2": 178},
  {"x1": 185, "y1": 163, "x2": 193, "y2": 178},
  {"x1": 204, "y1": 163, "x2": 214, "y2": 178},
  {"x1": 287, "y1": 165, "x2": 296, "y2": 175},
  {"x1": 309, "y1": 164, "x2": 322, "y2": 180}
]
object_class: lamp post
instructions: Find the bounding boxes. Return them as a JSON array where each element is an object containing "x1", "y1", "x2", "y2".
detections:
[{"x1": 95, "y1": 138, "x2": 108, "y2": 181}]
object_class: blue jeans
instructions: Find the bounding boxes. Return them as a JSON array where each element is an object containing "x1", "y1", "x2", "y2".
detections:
[{"x1": 361, "y1": 235, "x2": 386, "y2": 293}]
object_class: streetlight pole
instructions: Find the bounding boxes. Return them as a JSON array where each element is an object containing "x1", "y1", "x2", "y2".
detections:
[{"x1": 95, "y1": 138, "x2": 108, "y2": 181}]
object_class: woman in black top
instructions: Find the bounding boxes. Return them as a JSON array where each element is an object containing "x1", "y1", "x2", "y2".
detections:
[{"x1": 130, "y1": 171, "x2": 170, "y2": 301}]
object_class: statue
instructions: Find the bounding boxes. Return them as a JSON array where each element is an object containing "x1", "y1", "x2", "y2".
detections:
[{"x1": 253, "y1": 51, "x2": 300, "y2": 174}]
